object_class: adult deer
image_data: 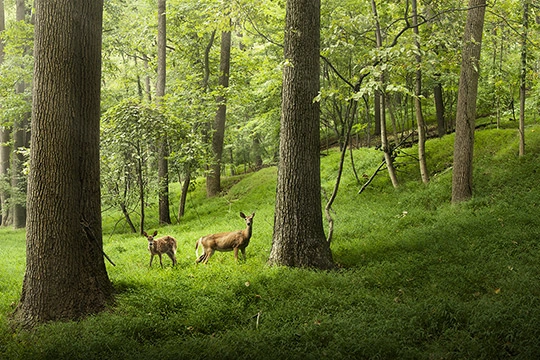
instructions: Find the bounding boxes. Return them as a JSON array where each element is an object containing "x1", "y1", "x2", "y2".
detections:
[
  {"x1": 195, "y1": 212, "x2": 255, "y2": 264},
  {"x1": 143, "y1": 231, "x2": 177, "y2": 268}
]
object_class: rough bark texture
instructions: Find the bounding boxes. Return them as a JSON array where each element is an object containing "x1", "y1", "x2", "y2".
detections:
[
  {"x1": 268, "y1": 0, "x2": 333, "y2": 269},
  {"x1": 207, "y1": 30, "x2": 231, "y2": 197},
  {"x1": 14, "y1": 0, "x2": 113, "y2": 328},
  {"x1": 451, "y1": 0, "x2": 486, "y2": 203}
]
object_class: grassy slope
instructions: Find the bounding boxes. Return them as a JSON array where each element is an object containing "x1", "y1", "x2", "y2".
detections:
[{"x1": 1, "y1": 125, "x2": 540, "y2": 359}]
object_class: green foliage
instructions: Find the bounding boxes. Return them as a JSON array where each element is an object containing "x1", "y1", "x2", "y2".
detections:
[
  {"x1": 0, "y1": 20, "x2": 33, "y2": 127},
  {"x1": 101, "y1": 99, "x2": 171, "y2": 227},
  {"x1": 3, "y1": 126, "x2": 540, "y2": 358}
]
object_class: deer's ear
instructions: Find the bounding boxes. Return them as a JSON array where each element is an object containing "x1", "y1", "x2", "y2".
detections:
[
  {"x1": 153, "y1": 231, "x2": 158, "y2": 236},
  {"x1": 240, "y1": 212, "x2": 246, "y2": 218},
  {"x1": 143, "y1": 231, "x2": 148, "y2": 237},
  {"x1": 251, "y1": 212, "x2": 255, "y2": 217}
]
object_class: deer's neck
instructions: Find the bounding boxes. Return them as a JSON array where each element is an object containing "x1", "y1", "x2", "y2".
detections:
[{"x1": 244, "y1": 225, "x2": 252, "y2": 240}]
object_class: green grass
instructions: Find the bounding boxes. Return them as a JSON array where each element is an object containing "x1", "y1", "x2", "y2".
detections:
[{"x1": 1, "y1": 125, "x2": 540, "y2": 359}]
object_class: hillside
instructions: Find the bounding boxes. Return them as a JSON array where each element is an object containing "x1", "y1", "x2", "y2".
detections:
[{"x1": 1, "y1": 125, "x2": 540, "y2": 359}]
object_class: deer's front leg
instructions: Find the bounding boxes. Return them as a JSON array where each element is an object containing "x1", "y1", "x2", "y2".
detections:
[{"x1": 240, "y1": 248, "x2": 246, "y2": 261}]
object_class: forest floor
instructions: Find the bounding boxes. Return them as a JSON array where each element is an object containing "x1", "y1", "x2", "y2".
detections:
[{"x1": 1, "y1": 123, "x2": 540, "y2": 359}]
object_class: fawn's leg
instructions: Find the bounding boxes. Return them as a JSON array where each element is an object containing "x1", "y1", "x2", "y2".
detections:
[{"x1": 167, "y1": 252, "x2": 176, "y2": 266}]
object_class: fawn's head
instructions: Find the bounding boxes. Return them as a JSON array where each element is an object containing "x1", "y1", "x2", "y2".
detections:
[
  {"x1": 143, "y1": 230, "x2": 158, "y2": 247},
  {"x1": 240, "y1": 212, "x2": 255, "y2": 227}
]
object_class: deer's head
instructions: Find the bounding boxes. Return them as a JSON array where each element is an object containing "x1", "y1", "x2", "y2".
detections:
[
  {"x1": 240, "y1": 212, "x2": 255, "y2": 227},
  {"x1": 143, "y1": 230, "x2": 159, "y2": 248}
]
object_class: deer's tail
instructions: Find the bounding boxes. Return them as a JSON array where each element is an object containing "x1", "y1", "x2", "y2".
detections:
[{"x1": 195, "y1": 237, "x2": 202, "y2": 259}]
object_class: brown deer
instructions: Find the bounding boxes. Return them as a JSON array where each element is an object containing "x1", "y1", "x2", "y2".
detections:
[
  {"x1": 143, "y1": 230, "x2": 177, "y2": 268},
  {"x1": 195, "y1": 212, "x2": 255, "y2": 264}
]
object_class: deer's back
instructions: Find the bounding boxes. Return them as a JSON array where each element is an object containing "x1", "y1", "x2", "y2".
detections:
[
  {"x1": 151, "y1": 236, "x2": 177, "y2": 253},
  {"x1": 202, "y1": 230, "x2": 249, "y2": 250}
]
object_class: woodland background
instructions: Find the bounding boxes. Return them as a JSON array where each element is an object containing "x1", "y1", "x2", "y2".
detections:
[
  {"x1": 1, "y1": 0, "x2": 538, "y2": 230},
  {"x1": 1, "y1": 0, "x2": 540, "y2": 358}
]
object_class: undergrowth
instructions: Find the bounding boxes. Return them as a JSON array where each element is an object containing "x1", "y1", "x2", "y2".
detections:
[{"x1": 1, "y1": 125, "x2": 539, "y2": 359}]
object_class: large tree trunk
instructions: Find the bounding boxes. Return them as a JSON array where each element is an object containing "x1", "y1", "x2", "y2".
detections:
[
  {"x1": 268, "y1": 0, "x2": 333, "y2": 269},
  {"x1": 412, "y1": 0, "x2": 429, "y2": 184},
  {"x1": 207, "y1": 29, "x2": 231, "y2": 197},
  {"x1": 156, "y1": 0, "x2": 170, "y2": 224},
  {"x1": 14, "y1": 0, "x2": 113, "y2": 328},
  {"x1": 451, "y1": 0, "x2": 486, "y2": 203}
]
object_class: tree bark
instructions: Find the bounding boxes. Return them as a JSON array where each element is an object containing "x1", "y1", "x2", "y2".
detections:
[
  {"x1": 207, "y1": 29, "x2": 231, "y2": 197},
  {"x1": 178, "y1": 169, "x2": 191, "y2": 221},
  {"x1": 412, "y1": 0, "x2": 429, "y2": 184},
  {"x1": 451, "y1": 0, "x2": 486, "y2": 203},
  {"x1": 14, "y1": 0, "x2": 113, "y2": 328},
  {"x1": 0, "y1": 127, "x2": 9, "y2": 226},
  {"x1": 519, "y1": 0, "x2": 529, "y2": 157},
  {"x1": 268, "y1": 0, "x2": 333, "y2": 269},
  {"x1": 433, "y1": 77, "x2": 445, "y2": 137},
  {"x1": 371, "y1": 0, "x2": 398, "y2": 188}
]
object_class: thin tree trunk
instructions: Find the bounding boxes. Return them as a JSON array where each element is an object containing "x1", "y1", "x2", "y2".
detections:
[
  {"x1": 519, "y1": 0, "x2": 529, "y2": 157},
  {"x1": 121, "y1": 204, "x2": 137, "y2": 233},
  {"x1": 207, "y1": 29, "x2": 231, "y2": 197},
  {"x1": 325, "y1": 100, "x2": 356, "y2": 243},
  {"x1": 143, "y1": 55, "x2": 152, "y2": 102},
  {"x1": 433, "y1": 77, "x2": 445, "y2": 137},
  {"x1": 178, "y1": 169, "x2": 191, "y2": 221},
  {"x1": 371, "y1": 0, "x2": 398, "y2": 188},
  {"x1": 412, "y1": 0, "x2": 429, "y2": 184},
  {"x1": 373, "y1": 91, "x2": 381, "y2": 136},
  {"x1": 156, "y1": 0, "x2": 170, "y2": 224},
  {"x1": 11, "y1": 0, "x2": 29, "y2": 228},
  {"x1": 0, "y1": 127, "x2": 9, "y2": 226},
  {"x1": 0, "y1": 0, "x2": 9, "y2": 226},
  {"x1": 121, "y1": 179, "x2": 137, "y2": 233},
  {"x1": 136, "y1": 146, "x2": 145, "y2": 234},
  {"x1": 452, "y1": 0, "x2": 486, "y2": 203}
]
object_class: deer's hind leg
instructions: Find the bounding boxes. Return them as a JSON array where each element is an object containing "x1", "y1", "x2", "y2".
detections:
[
  {"x1": 202, "y1": 248, "x2": 215, "y2": 264},
  {"x1": 167, "y1": 251, "x2": 177, "y2": 266}
]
